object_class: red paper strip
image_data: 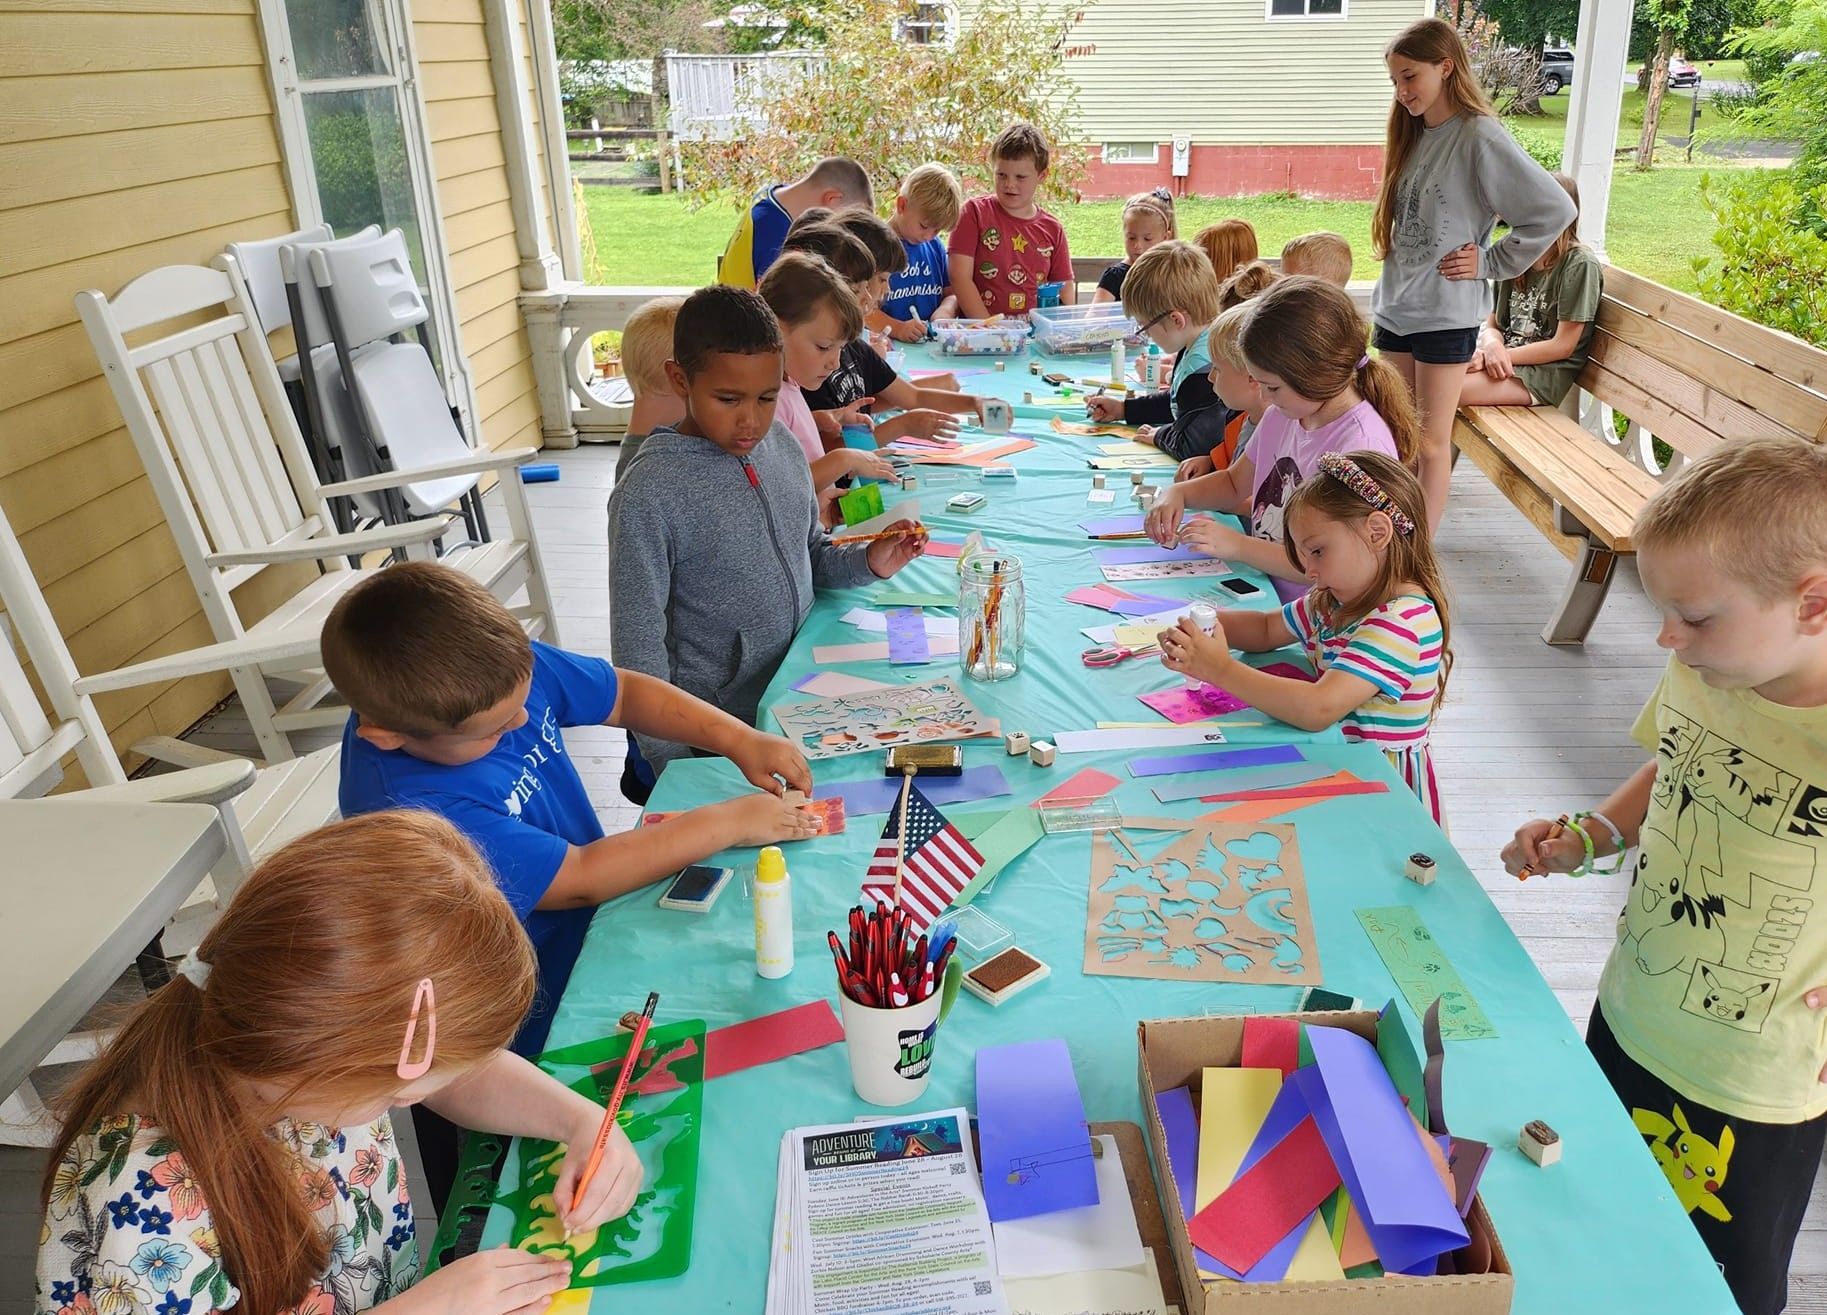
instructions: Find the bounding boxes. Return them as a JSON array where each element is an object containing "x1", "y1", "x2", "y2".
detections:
[
  {"x1": 1198, "y1": 778, "x2": 1390, "y2": 805},
  {"x1": 1187, "y1": 1117, "x2": 1342, "y2": 1272},
  {"x1": 703, "y1": 1000, "x2": 844, "y2": 1080},
  {"x1": 1242, "y1": 1016, "x2": 1301, "y2": 1080},
  {"x1": 1032, "y1": 766, "x2": 1123, "y2": 808}
]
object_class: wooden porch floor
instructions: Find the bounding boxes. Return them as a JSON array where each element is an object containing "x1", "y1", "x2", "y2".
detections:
[{"x1": 4, "y1": 449, "x2": 1822, "y2": 1310}]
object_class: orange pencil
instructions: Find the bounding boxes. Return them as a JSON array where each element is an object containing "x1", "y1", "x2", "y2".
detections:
[
  {"x1": 570, "y1": 990, "x2": 657, "y2": 1215},
  {"x1": 1518, "y1": 814, "x2": 1569, "y2": 880},
  {"x1": 829, "y1": 524, "x2": 930, "y2": 547}
]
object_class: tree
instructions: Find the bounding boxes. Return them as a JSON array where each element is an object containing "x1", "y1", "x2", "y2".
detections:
[
  {"x1": 676, "y1": 0, "x2": 1086, "y2": 207},
  {"x1": 1727, "y1": 0, "x2": 1827, "y2": 189},
  {"x1": 1636, "y1": 0, "x2": 1695, "y2": 169},
  {"x1": 1479, "y1": 0, "x2": 1578, "y2": 57},
  {"x1": 1451, "y1": 0, "x2": 1560, "y2": 116}
]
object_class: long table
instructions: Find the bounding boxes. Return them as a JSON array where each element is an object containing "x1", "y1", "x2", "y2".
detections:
[{"x1": 482, "y1": 343, "x2": 1733, "y2": 1311}]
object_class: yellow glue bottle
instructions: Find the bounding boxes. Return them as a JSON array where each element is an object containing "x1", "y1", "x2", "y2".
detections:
[{"x1": 754, "y1": 846, "x2": 794, "y2": 979}]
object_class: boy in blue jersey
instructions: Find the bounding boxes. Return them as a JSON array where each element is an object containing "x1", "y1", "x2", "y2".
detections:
[
  {"x1": 324, "y1": 561, "x2": 820, "y2": 1058},
  {"x1": 873, "y1": 163, "x2": 965, "y2": 343},
  {"x1": 717, "y1": 157, "x2": 874, "y2": 289}
]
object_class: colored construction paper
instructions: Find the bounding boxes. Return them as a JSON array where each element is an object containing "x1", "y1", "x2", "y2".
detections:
[
  {"x1": 1128, "y1": 744, "x2": 1305, "y2": 778},
  {"x1": 1094, "y1": 543, "x2": 1207, "y2": 566},
  {"x1": 1212, "y1": 1078, "x2": 1329, "y2": 1282},
  {"x1": 1079, "y1": 514, "x2": 1149, "y2": 538},
  {"x1": 702, "y1": 1000, "x2": 843, "y2": 1079},
  {"x1": 873, "y1": 590, "x2": 956, "y2": 608},
  {"x1": 924, "y1": 539, "x2": 965, "y2": 559},
  {"x1": 1201, "y1": 794, "x2": 1336, "y2": 827},
  {"x1": 814, "y1": 765, "x2": 1012, "y2": 816},
  {"x1": 1066, "y1": 585, "x2": 1123, "y2": 609},
  {"x1": 1199, "y1": 777, "x2": 1390, "y2": 805},
  {"x1": 841, "y1": 607, "x2": 959, "y2": 638},
  {"x1": 977, "y1": 1039, "x2": 1099, "y2": 1222},
  {"x1": 790, "y1": 671, "x2": 896, "y2": 697},
  {"x1": 1106, "y1": 592, "x2": 1185, "y2": 616},
  {"x1": 840, "y1": 481, "x2": 885, "y2": 526},
  {"x1": 1154, "y1": 1087, "x2": 1226, "y2": 1276},
  {"x1": 1002, "y1": 1253, "x2": 1169, "y2": 1315},
  {"x1": 1243, "y1": 1017, "x2": 1301, "y2": 1079},
  {"x1": 1032, "y1": 767, "x2": 1122, "y2": 809},
  {"x1": 1150, "y1": 762, "x2": 1337, "y2": 803},
  {"x1": 1111, "y1": 624, "x2": 1160, "y2": 648},
  {"x1": 1356, "y1": 907, "x2": 1497, "y2": 1040},
  {"x1": 1258, "y1": 661, "x2": 1317, "y2": 681},
  {"x1": 1191, "y1": 1068, "x2": 1282, "y2": 1278},
  {"x1": 886, "y1": 608, "x2": 932, "y2": 664},
  {"x1": 1139, "y1": 686, "x2": 1248, "y2": 723},
  {"x1": 812, "y1": 633, "x2": 961, "y2": 663},
  {"x1": 1187, "y1": 1117, "x2": 1341, "y2": 1273},
  {"x1": 951, "y1": 806, "x2": 1046, "y2": 905},
  {"x1": 992, "y1": 1133, "x2": 1146, "y2": 1279},
  {"x1": 1297, "y1": 1025, "x2": 1469, "y2": 1273},
  {"x1": 1055, "y1": 726, "x2": 1229, "y2": 754}
]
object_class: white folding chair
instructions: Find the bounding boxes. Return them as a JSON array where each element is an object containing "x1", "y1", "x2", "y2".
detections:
[
  {"x1": 75, "y1": 258, "x2": 557, "y2": 763},
  {"x1": 312, "y1": 228, "x2": 490, "y2": 538}
]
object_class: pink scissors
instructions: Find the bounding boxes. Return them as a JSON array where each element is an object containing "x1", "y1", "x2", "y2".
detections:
[{"x1": 1081, "y1": 642, "x2": 1160, "y2": 667}]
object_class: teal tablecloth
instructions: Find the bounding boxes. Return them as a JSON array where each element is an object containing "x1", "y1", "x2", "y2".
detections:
[{"x1": 483, "y1": 342, "x2": 1734, "y2": 1312}]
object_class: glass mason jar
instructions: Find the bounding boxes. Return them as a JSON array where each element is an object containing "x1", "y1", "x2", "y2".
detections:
[{"x1": 959, "y1": 554, "x2": 1024, "y2": 682}]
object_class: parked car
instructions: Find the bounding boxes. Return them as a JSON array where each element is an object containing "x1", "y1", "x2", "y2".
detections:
[
  {"x1": 1668, "y1": 56, "x2": 1701, "y2": 88},
  {"x1": 1539, "y1": 47, "x2": 1574, "y2": 95}
]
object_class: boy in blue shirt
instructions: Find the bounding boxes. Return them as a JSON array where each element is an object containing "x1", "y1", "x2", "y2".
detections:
[
  {"x1": 873, "y1": 162, "x2": 964, "y2": 342},
  {"x1": 717, "y1": 156, "x2": 874, "y2": 289},
  {"x1": 324, "y1": 560, "x2": 820, "y2": 1058}
]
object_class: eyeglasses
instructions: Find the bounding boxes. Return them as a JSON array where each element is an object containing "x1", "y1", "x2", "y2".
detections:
[
  {"x1": 1135, "y1": 310, "x2": 1174, "y2": 336},
  {"x1": 397, "y1": 978, "x2": 437, "y2": 1080}
]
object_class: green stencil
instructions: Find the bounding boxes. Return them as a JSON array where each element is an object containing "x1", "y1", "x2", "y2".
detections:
[
  {"x1": 839, "y1": 482, "x2": 885, "y2": 525},
  {"x1": 423, "y1": 1019, "x2": 706, "y2": 1284},
  {"x1": 1354, "y1": 907, "x2": 1497, "y2": 1041}
]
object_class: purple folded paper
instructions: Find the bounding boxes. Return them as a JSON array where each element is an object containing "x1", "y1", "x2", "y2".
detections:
[
  {"x1": 885, "y1": 607, "x2": 931, "y2": 665},
  {"x1": 1079, "y1": 513, "x2": 1148, "y2": 537},
  {"x1": 978, "y1": 1039, "x2": 1099, "y2": 1222},
  {"x1": 1107, "y1": 592, "x2": 1185, "y2": 616},
  {"x1": 813, "y1": 765, "x2": 1011, "y2": 816},
  {"x1": 1154, "y1": 1087, "x2": 1226, "y2": 1276},
  {"x1": 1095, "y1": 543, "x2": 1208, "y2": 566},
  {"x1": 1128, "y1": 743, "x2": 1306, "y2": 779},
  {"x1": 1295, "y1": 1027, "x2": 1468, "y2": 1274}
]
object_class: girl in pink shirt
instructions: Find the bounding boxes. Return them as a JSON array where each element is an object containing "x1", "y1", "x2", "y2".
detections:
[{"x1": 1145, "y1": 277, "x2": 1419, "y2": 601}]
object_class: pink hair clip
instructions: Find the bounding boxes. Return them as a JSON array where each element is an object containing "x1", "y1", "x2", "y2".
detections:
[
  {"x1": 1318, "y1": 452, "x2": 1416, "y2": 536},
  {"x1": 397, "y1": 977, "x2": 437, "y2": 1080}
]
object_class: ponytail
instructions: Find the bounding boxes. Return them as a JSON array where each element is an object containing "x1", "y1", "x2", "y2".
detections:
[
  {"x1": 43, "y1": 812, "x2": 536, "y2": 1313},
  {"x1": 1357, "y1": 355, "x2": 1420, "y2": 465}
]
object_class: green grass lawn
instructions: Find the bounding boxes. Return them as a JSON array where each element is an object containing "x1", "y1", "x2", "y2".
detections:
[{"x1": 579, "y1": 161, "x2": 1770, "y2": 296}]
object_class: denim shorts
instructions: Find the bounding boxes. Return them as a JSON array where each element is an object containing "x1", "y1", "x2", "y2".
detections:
[{"x1": 1371, "y1": 323, "x2": 1479, "y2": 366}]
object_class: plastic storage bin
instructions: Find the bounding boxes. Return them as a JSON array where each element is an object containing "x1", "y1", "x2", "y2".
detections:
[
  {"x1": 1030, "y1": 303, "x2": 1139, "y2": 355},
  {"x1": 933, "y1": 317, "x2": 1030, "y2": 356}
]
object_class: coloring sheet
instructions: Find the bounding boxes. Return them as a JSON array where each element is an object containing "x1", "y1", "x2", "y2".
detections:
[
  {"x1": 771, "y1": 678, "x2": 997, "y2": 760},
  {"x1": 1084, "y1": 822, "x2": 1322, "y2": 985},
  {"x1": 1102, "y1": 559, "x2": 1232, "y2": 582}
]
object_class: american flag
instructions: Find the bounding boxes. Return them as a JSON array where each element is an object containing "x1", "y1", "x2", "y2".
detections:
[{"x1": 861, "y1": 783, "x2": 985, "y2": 930}]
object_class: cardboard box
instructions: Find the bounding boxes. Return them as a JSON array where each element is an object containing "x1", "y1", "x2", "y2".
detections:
[{"x1": 1137, "y1": 1012, "x2": 1513, "y2": 1314}]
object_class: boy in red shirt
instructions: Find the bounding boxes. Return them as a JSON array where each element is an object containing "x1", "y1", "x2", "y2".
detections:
[{"x1": 943, "y1": 123, "x2": 1074, "y2": 317}]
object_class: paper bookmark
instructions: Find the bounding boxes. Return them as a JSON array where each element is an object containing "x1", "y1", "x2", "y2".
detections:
[
  {"x1": 1032, "y1": 767, "x2": 1122, "y2": 809},
  {"x1": 1055, "y1": 726, "x2": 1229, "y2": 754},
  {"x1": 1355, "y1": 906, "x2": 1497, "y2": 1040},
  {"x1": 812, "y1": 633, "x2": 960, "y2": 663},
  {"x1": 1186, "y1": 1116, "x2": 1341, "y2": 1273},
  {"x1": 1150, "y1": 762, "x2": 1336, "y2": 802},
  {"x1": 885, "y1": 608, "x2": 932, "y2": 665},
  {"x1": 1102, "y1": 559, "x2": 1231, "y2": 582},
  {"x1": 1128, "y1": 744, "x2": 1305, "y2": 778},
  {"x1": 1198, "y1": 774, "x2": 1390, "y2": 805},
  {"x1": 873, "y1": 590, "x2": 956, "y2": 608},
  {"x1": 791, "y1": 671, "x2": 896, "y2": 698},
  {"x1": 814, "y1": 765, "x2": 1012, "y2": 817},
  {"x1": 703, "y1": 1000, "x2": 844, "y2": 1079},
  {"x1": 977, "y1": 1039, "x2": 1099, "y2": 1222},
  {"x1": 1139, "y1": 685, "x2": 1249, "y2": 723},
  {"x1": 1095, "y1": 544, "x2": 1208, "y2": 567}
]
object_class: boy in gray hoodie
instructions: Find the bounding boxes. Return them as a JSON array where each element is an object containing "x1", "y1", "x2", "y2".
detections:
[{"x1": 608, "y1": 284, "x2": 924, "y2": 778}]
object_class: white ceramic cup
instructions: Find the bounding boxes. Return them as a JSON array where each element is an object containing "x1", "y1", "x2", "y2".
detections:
[{"x1": 837, "y1": 973, "x2": 958, "y2": 1106}]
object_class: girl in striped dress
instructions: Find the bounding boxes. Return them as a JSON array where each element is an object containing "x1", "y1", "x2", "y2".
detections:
[{"x1": 1157, "y1": 452, "x2": 1452, "y2": 823}]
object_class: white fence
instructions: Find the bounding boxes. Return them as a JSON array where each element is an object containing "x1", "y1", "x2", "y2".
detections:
[{"x1": 663, "y1": 51, "x2": 825, "y2": 141}]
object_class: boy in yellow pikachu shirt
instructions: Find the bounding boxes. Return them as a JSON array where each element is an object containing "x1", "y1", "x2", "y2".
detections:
[{"x1": 1504, "y1": 437, "x2": 1827, "y2": 1315}]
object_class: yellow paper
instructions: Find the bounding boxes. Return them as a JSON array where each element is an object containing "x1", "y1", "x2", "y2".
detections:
[
  {"x1": 1112, "y1": 625, "x2": 1159, "y2": 649},
  {"x1": 1090, "y1": 453, "x2": 1177, "y2": 470},
  {"x1": 1004, "y1": 1251, "x2": 1168, "y2": 1315},
  {"x1": 1283, "y1": 1212, "x2": 1348, "y2": 1282},
  {"x1": 1098, "y1": 441, "x2": 1151, "y2": 454},
  {"x1": 1194, "y1": 1067, "x2": 1282, "y2": 1281}
]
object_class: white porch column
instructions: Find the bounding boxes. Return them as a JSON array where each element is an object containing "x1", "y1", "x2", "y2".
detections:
[
  {"x1": 1560, "y1": 0, "x2": 1633, "y2": 260},
  {"x1": 481, "y1": 0, "x2": 564, "y2": 292}
]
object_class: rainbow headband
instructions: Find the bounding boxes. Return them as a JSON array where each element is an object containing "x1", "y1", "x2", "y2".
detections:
[{"x1": 1318, "y1": 452, "x2": 1416, "y2": 536}]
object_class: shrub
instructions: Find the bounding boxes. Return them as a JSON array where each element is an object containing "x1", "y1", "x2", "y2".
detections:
[{"x1": 1694, "y1": 172, "x2": 1827, "y2": 348}]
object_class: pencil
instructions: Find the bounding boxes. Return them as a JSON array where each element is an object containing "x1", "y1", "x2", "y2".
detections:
[
  {"x1": 829, "y1": 524, "x2": 930, "y2": 547},
  {"x1": 1518, "y1": 814, "x2": 1570, "y2": 880},
  {"x1": 570, "y1": 990, "x2": 658, "y2": 1215}
]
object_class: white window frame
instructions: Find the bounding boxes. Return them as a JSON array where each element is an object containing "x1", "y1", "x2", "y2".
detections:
[
  {"x1": 253, "y1": 0, "x2": 480, "y2": 441},
  {"x1": 1264, "y1": 0, "x2": 1347, "y2": 21},
  {"x1": 1102, "y1": 141, "x2": 1161, "y2": 166}
]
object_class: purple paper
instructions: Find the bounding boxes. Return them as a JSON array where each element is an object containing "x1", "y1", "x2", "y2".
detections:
[
  {"x1": 885, "y1": 607, "x2": 931, "y2": 665},
  {"x1": 1258, "y1": 661, "x2": 1318, "y2": 682},
  {"x1": 1154, "y1": 1087, "x2": 1226, "y2": 1276},
  {"x1": 1213, "y1": 1079, "x2": 1326, "y2": 1282},
  {"x1": 1095, "y1": 543, "x2": 1208, "y2": 566},
  {"x1": 1107, "y1": 592, "x2": 1186, "y2": 616},
  {"x1": 1296, "y1": 1027, "x2": 1468, "y2": 1274},
  {"x1": 813, "y1": 765, "x2": 1012, "y2": 815},
  {"x1": 1080, "y1": 513, "x2": 1148, "y2": 537},
  {"x1": 1128, "y1": 743, "x2": 1306, "y2": 778},
  {"x1": 977, "y1": 1039, "x2": 1099, "y2": 1222}
]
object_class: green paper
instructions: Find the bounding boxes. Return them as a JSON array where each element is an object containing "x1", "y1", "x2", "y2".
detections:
[
  {"x1": 1376, "y1": 996, "x2": 1428, "y2": 1115},
  {"x1": 1355, "y1": 907, "x2": 1497, "y2": 1040},
  {"x1": 951, "y1": 808, "x2": 1013, "y2": 840},
  {"x1": 424, "y1": 1020, "x2": 706, "y2": 1282},
  {"x1": 874, "y1": 590, "x2": 957, "y2": 608},
  {"x1": 1345, "y1": 1261, "x2": 1386, "y2": 1280},
  {"x1": 840, "y1": 482, "x2": 885, "y2": 525},
  {"x1": 951, "y1": 807, "x2": 1046, "y2": 905}
]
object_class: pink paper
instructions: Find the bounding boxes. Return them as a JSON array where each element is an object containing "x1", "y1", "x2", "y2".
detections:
[
  {"x1": 924, "y1": 540, "x2": 964, "y2": 559},
  {"x1": 1032, "y1": 767, "x2": 1123, "y2": 808},
  {"x1": 1260, "y1": 661, "x2": 1318, "y2": 682},
  {"x1": 703, "y1": 1001, "x2": 844, "y2": 1079},
  {"x1": 1139, "y1": 685, "x2": 1249, "y2": 722}
]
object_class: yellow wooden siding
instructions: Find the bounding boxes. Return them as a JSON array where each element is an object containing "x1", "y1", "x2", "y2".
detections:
[
  {"x1": 414, "y1": 0, "x2": 545, "y2": 457},
  {"x1": 0, "y1": 3, "x2": 319, "y2": 773},
  {"x1": 965, "y1": 0, "x2": 1424, "y2": 146}
]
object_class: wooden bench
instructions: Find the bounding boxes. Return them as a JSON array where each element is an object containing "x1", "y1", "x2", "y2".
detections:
[{"x1": 1452, "y1": 264, "x2": 1827, "y2": 645}]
